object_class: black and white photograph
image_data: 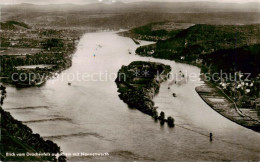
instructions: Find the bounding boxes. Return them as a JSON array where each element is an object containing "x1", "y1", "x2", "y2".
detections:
[{"x1": 0, "y1": 0, "x2": 260, "y2": 161}]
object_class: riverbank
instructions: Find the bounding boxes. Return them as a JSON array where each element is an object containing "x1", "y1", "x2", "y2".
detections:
[
  {"x1": 0, "y1": 23, "x2": 83, "y2": 161},
  {"x1": 196, "y1": 82, "x2": 260, "y2": 133},
  {"x1": 135, "y1": 50, "x2": 260, "y2": 132},
  {"x1": 115, "y1": 61, "x2": 175, "y2": 127},
  {"x1": 134, "y1": 47, "x2": 260, "y2": 132},
  {"x1": 0, "y1": 22, "x2": 83, "y2": 87},
  {"x1": 0, "y1": 107, "x2": 65, "y2": 161},
  {"x1": 122, "y1": 23, "x2": 260, "y2": 132},
  {"x1": 2, "y1": 31, "x2": 260, "y2": 161},
  {"x1": 0, "y1": 85, "x2": 65, "y2": 161}
]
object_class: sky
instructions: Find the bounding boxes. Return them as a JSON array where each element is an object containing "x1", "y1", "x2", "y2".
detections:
[{"x1": 0, "y1": 0, "x2": 259, "y2": 5}]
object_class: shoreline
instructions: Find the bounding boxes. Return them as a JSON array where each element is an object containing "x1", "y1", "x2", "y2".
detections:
[
  {"x1": 115, "y1": 61, "x2": 175, "y2": 127},
  {"x1": 196, "y1": 81, "x2": 260, "y2": 133},
  {"x1": 0, "y1": 24, "x2": 83, "y2": 88},
  {"x1": 0, "y1": 28, "x2": 84, "y2": 160},
  {"x1": 10, "y1": 46, "x2": 76, "y2": 88},
  {"x1": 0, "y1": 106, "x2": 65, "y2": 161},
  {"x1": 125, "y1": 35, "x2": 260, "y2": 133},
  {"x1": 0, "y1": 85, "x2": 65, "y2": 161},
  {"x1": 146, "y1": 53, "x2": 260, "y2": 132},
  {"x1": 141, "y1": 51, "x2": 260, "y2": 132}
]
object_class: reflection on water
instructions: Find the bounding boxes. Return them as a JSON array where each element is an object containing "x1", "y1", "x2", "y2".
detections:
[{"x1": 3, "y1": 32, "x2": 260, "y2": 161}]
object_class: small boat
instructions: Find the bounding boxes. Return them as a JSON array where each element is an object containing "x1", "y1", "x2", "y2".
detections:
[
  {"x1": 68, "y1": 82, "x2": 71, "y2": 86},
  {"x1": 172, "y1": 93, "x2": 176, "y2": 97}
]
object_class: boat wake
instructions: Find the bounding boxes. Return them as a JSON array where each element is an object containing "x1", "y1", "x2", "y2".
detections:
[
  {"x1": 22, "y1": 117, "x2": 72, "y2": 123},
  {"x1": 5, "y1": 106, "x2": 49, "y2": 110},
  {"x1": 43, "y1": 132, "x2": 104, "y2": 140}
]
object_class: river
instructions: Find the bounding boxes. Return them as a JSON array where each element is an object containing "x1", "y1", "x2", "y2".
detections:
[{"x1": 3, "y1": 31, "x2": 260, "y2": 161}]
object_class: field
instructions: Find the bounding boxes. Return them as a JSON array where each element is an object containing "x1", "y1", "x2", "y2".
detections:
[{"x1": 0, "y1": 48, "x2": 42, "y2": 56}]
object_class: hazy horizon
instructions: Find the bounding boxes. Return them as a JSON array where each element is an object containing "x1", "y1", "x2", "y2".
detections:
[{"x1": 0, "y1": 0, "x2": 259, "y2": 5}]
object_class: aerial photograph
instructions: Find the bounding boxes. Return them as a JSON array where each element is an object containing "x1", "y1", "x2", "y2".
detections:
[{"x1": 0, "y1": 0, "x2": 259, "y2": 161}]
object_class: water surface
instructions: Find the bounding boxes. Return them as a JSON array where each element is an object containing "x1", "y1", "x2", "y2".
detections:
[{"x1": 3, "y1": 32, "x2": 260, "y2": 161}]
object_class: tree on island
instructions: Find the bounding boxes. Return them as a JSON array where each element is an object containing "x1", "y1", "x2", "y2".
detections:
[
  {"x1": 167, "y1": 116, "x2": 175, "y2": 127},
  {"x1": 158, "y1": 111, "x2": 165, "y2": 125},
  {"x1": 159, "y1": 111, "x2": 165, "y2": 120}
]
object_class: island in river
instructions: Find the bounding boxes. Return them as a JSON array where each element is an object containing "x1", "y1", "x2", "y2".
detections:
[
  {"x1": 115, "y1": 61, "x2": 175, "y2": 127},
  {"x1": 121, "y1": 21, "x2": 260, "y2": 133}
]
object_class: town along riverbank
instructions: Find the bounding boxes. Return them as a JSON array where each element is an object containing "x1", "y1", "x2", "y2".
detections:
[
  {"x1": 196, "y1": 82, "x2": 260, "y2": 133},
  {"x1": 115, "y1": 61, "x2": 175, "y2": 127},
  {"x1": 0, "y1": 21, "x2": 83, "y2": 87},
  {"x1": 0, "y1": 85, "x2": 65, "y2": 161},
  {"x1": 122, "y1": 22, "x2": 260, "y2": 132},
  {"x1": 3, "y1": 31, "x2": 260, "y2": 161}
]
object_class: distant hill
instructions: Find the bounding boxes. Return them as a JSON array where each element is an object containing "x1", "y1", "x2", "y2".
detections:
[
  {"x1": 0, "y1": 21, "x2": 30, "y2": 30},
  {"x1": 167, "y1": 23, "x2": 259, "y2": 51},
  {"x1": 2, "y1": 2, "x2": 260, "y2": 13},
  {"x1": 136, "y1": 24, "x2": 260, "y2": 61},
  {"x1": 202, "y1": 44, "x2": 260, "y2": 77},
  {"x1": 1, "y1": 2, "x2": 259, "y2": 29},
  {"x1": 134, "y1": 23, "x2": 260, "y2": 78}
]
